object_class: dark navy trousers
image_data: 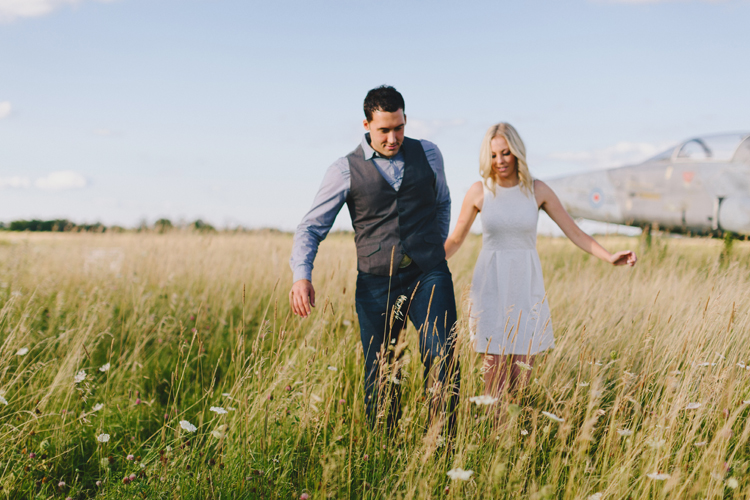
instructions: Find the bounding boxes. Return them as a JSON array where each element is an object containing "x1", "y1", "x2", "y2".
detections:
[{"x1": 355, "y1": 260, "x2": 460, "y2": 433}]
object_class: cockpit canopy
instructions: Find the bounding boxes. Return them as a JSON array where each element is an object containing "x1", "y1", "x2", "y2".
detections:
[{"x1": 648, "y1": 133, "x2": 750, "y2": 164}]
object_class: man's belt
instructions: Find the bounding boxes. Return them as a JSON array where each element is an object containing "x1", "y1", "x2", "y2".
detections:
[{"x1": 398, "y1": 254, "x2": 413, "y2": 268}]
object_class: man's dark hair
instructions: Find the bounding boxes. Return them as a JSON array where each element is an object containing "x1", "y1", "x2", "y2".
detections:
[{"x1": 363, "y1": 85, "x2": 405, "y2": 122}]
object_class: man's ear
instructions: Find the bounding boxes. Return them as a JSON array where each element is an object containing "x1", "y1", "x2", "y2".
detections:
[
  {"x1": 363, "y1": 119, "x2": 370, "y2": 131},
  {"x1": 404, "y1": 114, "x2": 407, "y2": 125}
]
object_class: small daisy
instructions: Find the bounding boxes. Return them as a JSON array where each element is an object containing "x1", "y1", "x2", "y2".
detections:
[
  {"x1": 179, "y1": 420, "x2": 197, "y2": 432},
  {"x1": 542, "y1": 411, "x2": 564, "y2": 422},
  {"x1": 727, "y1": 478, "x2": 739, "y2": 489},
  {"x1": 468, "y1": 395, "x2": 498, "y2": 406},
  {"x1": 99, "y1": 363, "x2": 111, "y2": 372},
  {"x1": 210, "y1": 406, "x2": 228, "y2": 415},
  {"x1": 446, "y1": 468, "x2": 473, "y2": 481},
  {"x1": 16, "y1": 347, "x2": 29, "y2": 356},
  {"x1": 97, "y1": 433, "x2": 110, "y2": 443},
  {"x1": 74, "y1": 370, "x2": 87, "y2": 383},
  {"x1": 520, "y1": 429, "x2": 529, "y2": 436},
  {"x1": 0, "y1": 395, "x2": 7, "y2": 406},
  {"x1": 646, "y1": 472, "x2": 670, "y2": 480}
]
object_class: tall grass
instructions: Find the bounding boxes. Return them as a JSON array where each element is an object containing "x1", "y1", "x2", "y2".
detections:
[{"x1": 1, "y1": 231, "x2": 749, "y2": 499}]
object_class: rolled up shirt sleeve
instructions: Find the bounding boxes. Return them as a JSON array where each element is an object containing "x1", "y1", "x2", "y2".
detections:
[
  {"x1": 421, "y1": 140, "x2": 451, "y2": 242},
  {"x1": 289, "y1": 157, "x2": 350, "y2": 283}
]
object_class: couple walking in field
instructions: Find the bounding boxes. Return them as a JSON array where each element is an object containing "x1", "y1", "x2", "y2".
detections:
[{"x1": 289, "y1": 86, "x2": 637, "y2": 436}]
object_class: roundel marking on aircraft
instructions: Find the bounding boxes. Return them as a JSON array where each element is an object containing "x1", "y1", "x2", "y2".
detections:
[
  {"x1": 682, "y1": 171, "x2": 695, "y2": 184},
  {"x1": 589, "y1": 188, "x2": 604, "y2": 209}
]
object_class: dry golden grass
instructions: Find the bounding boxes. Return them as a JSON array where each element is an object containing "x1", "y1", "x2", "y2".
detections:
[{"x1": 1, "y1": 231, "x2": 750, "y2": 499}]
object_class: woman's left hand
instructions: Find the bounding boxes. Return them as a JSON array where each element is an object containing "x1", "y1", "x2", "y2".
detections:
[{"x1": 609, "y1": 250, "x2": 637, "y2": 266}]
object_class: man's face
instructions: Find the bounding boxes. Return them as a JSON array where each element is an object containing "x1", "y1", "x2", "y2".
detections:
[{"x1": 363, "y1": 109, "x2": 406, "y2": 158}]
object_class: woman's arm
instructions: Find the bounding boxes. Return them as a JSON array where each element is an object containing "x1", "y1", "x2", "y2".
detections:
[
  {"x1": 445, "y1": 181, "x2": 484, "y2": 259},
  {"x1": 535, "y1": 180, "x2": 637, "y2": 266}
]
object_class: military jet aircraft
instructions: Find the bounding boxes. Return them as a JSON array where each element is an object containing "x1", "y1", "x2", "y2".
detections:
[{"x1": 546, "y1": 132, "x2": 750, "y2": 236}]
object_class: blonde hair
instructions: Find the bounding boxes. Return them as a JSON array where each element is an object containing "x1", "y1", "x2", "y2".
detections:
[{"x1": 479, "y1": 122, "x2": 533, "y2": 196}]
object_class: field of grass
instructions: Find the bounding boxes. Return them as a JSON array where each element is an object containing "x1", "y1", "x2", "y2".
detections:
[{"x1": 1, "y1": 231, "x2": 750, "y2": 499}]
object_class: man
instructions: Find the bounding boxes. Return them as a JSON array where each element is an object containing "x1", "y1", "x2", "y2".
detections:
[{"x1": 289, "y1": 85, "x2": 459, "y2": 434}]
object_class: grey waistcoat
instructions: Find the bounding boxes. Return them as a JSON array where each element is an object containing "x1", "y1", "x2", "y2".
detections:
[{"x1": 345, "y1": 137, "x2": 446, "y2": 276}]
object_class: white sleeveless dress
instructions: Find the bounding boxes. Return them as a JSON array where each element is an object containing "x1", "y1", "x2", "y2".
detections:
[{"x1": 470, "y1": 182, "x2": 554, "y2": 355}]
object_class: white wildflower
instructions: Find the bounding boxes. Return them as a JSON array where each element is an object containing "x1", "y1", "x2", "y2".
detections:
[
  {"x1": 727, "y1": 478, "x2": 739, "y2": 489},
  {"x1": 0, "y1": 395, "x2": 7, "y2": 405},
  {"x1": 74, "y1": 370, "x2": 87, "y2": 383},
  {"x1": 646, "y1": 472, "x2": 670, "y2": 480},
  {"x1": 648, "y1": 438, "x2": 666, "y2": 449},
  {"x1": 446, "y1": 468, "x2": 473, "y2": 481},
  {"x1": 179, "y1": 420, "x2": 197, "y2": 432},
  {"x1": 209, "y1": 406, "x2": 228, "y2": 415},
  {"x1": 694, "y1": 441, "x2": 708, "y2": 447},
  {"x1": 578, "y1": 382, "x2": 590, "y2": 387},
  {"x1": 97, "y1": 433, "x2": 110, "y2": 443},
  {"x1": 92, "y1": 403, "x2": 104, "y2": 412},
  {"x1": 327, "y1": 366, "x2": 337, "y2": 372},
  {"x1": 617, "y1": 429, "x2": 633, "y2": 437},
  {"x1": 468, "y1": 395, "x2": 498, "y2": 406},
  {"x1": 542, "y1": 411, "x2": 564, "y2": 422},
  {"x1": 99, "y1": 363, "x2": 110, "y2": 372},
  {"x1": 685, "y1": 402, "x2": 701, "y2": 410},
  {"x1": 520, "y1": 429, "x2": 529, "y2": 436},
  {"x1": 16, "y1": 347, "x2": 29, "y2": 356},
  {"x1": 343, "y1": 320, "x2": 352, "y2": 327},
  {"x1": 588, "y1": 493, "x2": 604, "y2": 500},
  {"x1": 515, "y1": 361, "x2": 532, "y2": 371}
]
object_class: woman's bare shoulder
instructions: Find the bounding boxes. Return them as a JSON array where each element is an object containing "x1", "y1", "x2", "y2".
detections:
[
  {"x1": 468, "y1": 181, "x2": 484, "y2": 210},
  {"x1": 533, "y1": 179, "x2": 552, "y2": 206}
]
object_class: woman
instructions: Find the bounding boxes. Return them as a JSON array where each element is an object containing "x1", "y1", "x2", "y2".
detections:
[{"x1": 445, "y1": 123, "x2": 636, "y2": 398}]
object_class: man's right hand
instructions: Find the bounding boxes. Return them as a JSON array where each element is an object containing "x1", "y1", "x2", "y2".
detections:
[{"x1": 289, "y1": 279, "x2": 316, "y2": 318}]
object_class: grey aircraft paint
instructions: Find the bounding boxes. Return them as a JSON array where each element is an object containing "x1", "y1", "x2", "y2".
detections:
[{"x1": 546, "y1": 133, "x2": 750, "y2": 236}]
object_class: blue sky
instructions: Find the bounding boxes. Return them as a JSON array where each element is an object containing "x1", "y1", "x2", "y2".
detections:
[{"x1": 1, "y1": 0, "x2": 749, "y2": 232}]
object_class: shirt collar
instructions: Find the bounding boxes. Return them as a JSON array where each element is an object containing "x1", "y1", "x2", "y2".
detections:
[{"x1": 361, "y1": 133, "x2": 404, "y2": 161}]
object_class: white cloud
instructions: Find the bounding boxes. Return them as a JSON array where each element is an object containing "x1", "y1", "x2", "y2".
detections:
[
  {"x1": 548, "y1": 141, "x2": 674, "y2": 170},
  {"x1": 0, "y1": 0, "x2": 115, "y2": 23},
  {"x1": 0, "y1": 176, "x2": 30, "y2": 188},
  {"x1": 0, "y1": 101, "x2": 11, "y2": 119},
  {"x1": 35, "y1": 171, "x2": 87, "y2": 191},
  {"x1": 407, "y1": 119, "x2": 466, "y2": 140}
]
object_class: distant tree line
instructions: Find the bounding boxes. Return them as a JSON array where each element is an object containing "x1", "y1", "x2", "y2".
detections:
[{"x1": 0, "y1": 218, "x2": 220, "y2": 233}]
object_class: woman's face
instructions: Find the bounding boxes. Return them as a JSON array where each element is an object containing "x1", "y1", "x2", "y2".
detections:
[{"x1": 490, "y1": 136, "x2": 518, "y2": 183}]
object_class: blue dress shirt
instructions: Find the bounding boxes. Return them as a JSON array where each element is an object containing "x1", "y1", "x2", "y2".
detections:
[{"x1": 290, "y1": 134, "x2": 451, "y2": 283}]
